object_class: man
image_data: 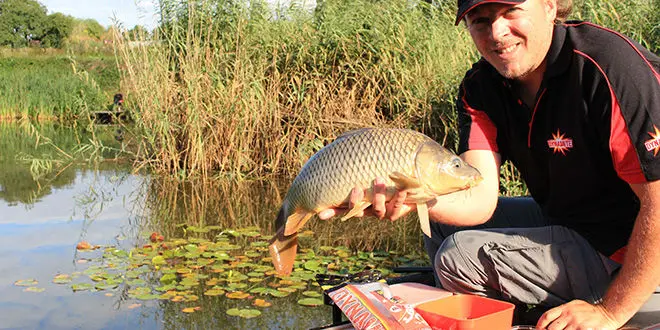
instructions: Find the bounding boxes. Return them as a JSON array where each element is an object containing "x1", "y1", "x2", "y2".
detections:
[{"x1": 320, "y1": 0, "x2": 660, "y2": 328}]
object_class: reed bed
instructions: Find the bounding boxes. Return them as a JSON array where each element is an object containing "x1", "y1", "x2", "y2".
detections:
[
  {"x1": 115, "y1": 0, "x2": 477, "y2": 179},
  {"x1": 116, "y1": 0, "x2": 657, "y2": 183}
]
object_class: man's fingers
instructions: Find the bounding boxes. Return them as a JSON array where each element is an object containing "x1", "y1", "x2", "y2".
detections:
[
  {"x1": 349, "y1": 186, "x2": 365, "y2": 217},
  {"x1": 318, "y1": 209, "x2": 337, "y2": 220},
  {"x1": 388, "y1": 191, "x2": 408, "y2": 221},
  {"x1": 372, "y1": 178, "x2": 387, "y2": 219},
  {"x1": 537, "y1": 306, "x2": 564, "y2": 330}
]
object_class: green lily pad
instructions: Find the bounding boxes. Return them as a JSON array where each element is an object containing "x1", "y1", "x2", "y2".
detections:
[
  {"x1": 53, "y1": 274, "x2": 72, "y2": 284},
  {"x1": 203, "y1": 288, "x2": 225, "y2": 296},
  {"x1": 298, "y1": 298, "x2": 324, "y2": 307},
  {"x1": 226, "y1": 308, "x2": 261, "y2": 319},
  {"x1": 71, "y1": 283, "x2": 94, "y2": 292}
]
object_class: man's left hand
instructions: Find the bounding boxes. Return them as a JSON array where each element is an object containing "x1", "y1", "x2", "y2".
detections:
[{"x1": 536, "y1": 300, "x2": 620, "y2": 330}]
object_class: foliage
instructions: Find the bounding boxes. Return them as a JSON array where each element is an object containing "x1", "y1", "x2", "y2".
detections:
[
  {"x1": 117, "y1": 0, "x2": 476, "y2": 179},
  {"x1": 0, "y1": 0, "x2": 48, "y2": 47},
  {"x1": 40, "y1": 12, "x2": 75, "y2": 48},
  {"x1": 572, "y1": 0, "x2": 660, "y2": 53},
  {"x1": 0, "y1": 55, "x2": 119, "y2": 120}
]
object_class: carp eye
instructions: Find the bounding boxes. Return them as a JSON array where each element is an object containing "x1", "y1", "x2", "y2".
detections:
[{"x1": 452, "y1": 158, "x2": 462, "y2": 168}]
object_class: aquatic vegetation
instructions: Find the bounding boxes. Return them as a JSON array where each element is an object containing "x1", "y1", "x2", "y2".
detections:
[{"x1": 15, "y1": 225, "x2": 428, "y2": 320}]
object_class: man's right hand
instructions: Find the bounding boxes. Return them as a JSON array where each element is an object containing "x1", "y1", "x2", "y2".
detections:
[{"x1": 317, "y1": 177, "x2": 416, "y2": 221}]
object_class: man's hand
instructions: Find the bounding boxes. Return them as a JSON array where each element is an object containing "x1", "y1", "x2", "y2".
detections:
[
  {"x1": 536, "y1": 300, "x2": 620, "y2": 330},
  {"x1": 317, "y1": 177, "x2": 416, "y2": 221}
]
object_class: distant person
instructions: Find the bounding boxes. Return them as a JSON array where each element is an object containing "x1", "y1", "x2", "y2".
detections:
[{"x1": 320, "y1": 0, "x2": 660, "y2": 328}]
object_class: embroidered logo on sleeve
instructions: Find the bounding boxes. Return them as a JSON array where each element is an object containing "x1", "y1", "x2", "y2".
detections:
[
  {"x1": 547, "y1": 130, "x2": 573, "y2": 155},
  {"x1": 644, "y1": 125, "x2": 660, "y2": 156}
]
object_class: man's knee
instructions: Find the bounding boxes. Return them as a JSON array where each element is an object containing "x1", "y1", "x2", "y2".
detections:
[{"x1": 433, "y1": 231, "x2": 484, "y2": 291}]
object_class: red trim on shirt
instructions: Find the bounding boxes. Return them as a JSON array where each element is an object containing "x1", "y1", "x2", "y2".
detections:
[
  {"x1": 462, "y1": 94, "x2": 499, "y2": 152},
  {"x1": 566, "y1": 22, "x2": 660, "y2": 85},
  {"x1": 574, "y1": 50, "x2": 647, "y2": 184},
  {"x1": 527, "y1": 88, "x2": 547, "y2": 148},
  {"x1": 609, "y1": 246, "x2": 627, "y2": 264}
]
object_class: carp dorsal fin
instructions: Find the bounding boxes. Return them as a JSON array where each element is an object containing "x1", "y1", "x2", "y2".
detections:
[
  {"x1": 341, "y1": 201, "x2": 372, "y2": 221},
  {"x1": 417, "y1": 202, "x2": 431, "y2": 237},
  {"x1": 284, "y1": 210, "x2": 315, "y2": 236},
  {"x1": 389, "y1": 171, "x2": 422, "y2": 190}
]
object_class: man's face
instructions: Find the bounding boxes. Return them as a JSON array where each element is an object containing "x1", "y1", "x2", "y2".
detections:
[{"x1": 465, "y1": 0, "x2": 557, "y2": 81}]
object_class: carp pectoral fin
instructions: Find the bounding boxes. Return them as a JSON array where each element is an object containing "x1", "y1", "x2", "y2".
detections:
[
  {"x1": 268, "y1": 229, "x2": 298, "y2": 276},
  {"x1": 284, "y1": 211, "x2": 315, "y2": 236},
  {"x1": 341, "y1": 201, "x2": 372, "y2": 221},
  {"x1": 417, "y1": 202, "x2": 431, "y2": 237},
  {"x1": 389, "y1": 172, "x2": 422, "y2": 191}
]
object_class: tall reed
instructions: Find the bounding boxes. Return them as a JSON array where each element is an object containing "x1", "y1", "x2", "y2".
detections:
[
  {"x1": 115, "y1": 0, "x2": 477, "y2": 179},
  {"x1": 116, "y1": 0, "x2": 657, "y2": 182}
]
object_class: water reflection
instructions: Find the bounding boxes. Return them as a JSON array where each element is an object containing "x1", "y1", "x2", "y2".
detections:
[{"x1": 0, "y1": 123, "x2": 426, "y2": 329}]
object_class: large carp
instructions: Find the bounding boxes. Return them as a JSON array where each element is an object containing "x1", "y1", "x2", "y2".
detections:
[{"x1": 268, "y1": 128, "x2": 482, "y2": 275}]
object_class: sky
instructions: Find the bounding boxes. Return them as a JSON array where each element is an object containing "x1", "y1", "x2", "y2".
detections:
[{"x1": 39, "y1": 0, "x2": 158, "y2": 30}]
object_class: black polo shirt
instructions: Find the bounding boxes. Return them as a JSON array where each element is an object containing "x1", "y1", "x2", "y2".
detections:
[{"x1": 456, "y1": 22, "x2": 660, "y2": 257}]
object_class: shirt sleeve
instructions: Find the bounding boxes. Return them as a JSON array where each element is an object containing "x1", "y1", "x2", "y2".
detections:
[
  {"x1": 592, "y1": 32, "x2": 660, "y2": 184},
  {"x1": 456, "y1": 73, "x2": 500, "y2": 155}
]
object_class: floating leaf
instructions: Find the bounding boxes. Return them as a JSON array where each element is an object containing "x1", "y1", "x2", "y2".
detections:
[
  {"x1": 14, "y1": 279, "x2": 38, "y2": 287},
  {"x1": 182, "y1": 306, "x2": 201, "y2": 313},
  {"x1": 127, "y1": 303, "x2": 141, "y2": 309},
  {"x1": 76, "y1": 241, "x2": 92, "y2": 250},
  {"x1": 226, "y1": 308, "x2": 261, "y2": 319},
  {"x1": 203, "y1": 288, "x2": 225, "y2": 296},
  {"x1": 253, "y1": 299, "x2": 272, "y2": 307},
  {"x1": 226, "y1": 291, "x2": 249, "y2": 299},
  {"x1": 298, "y1": 298, "x2": 324, "y2": 307},
  {"x1": 71, "y1": 283, "x2": 93, "y2": 292},
  {"x1": 151, "y1": 255, "x2": 166, "y2": 266},
  {"x1": 24, "y1": 287, "x2": 45, "y2": 293}
]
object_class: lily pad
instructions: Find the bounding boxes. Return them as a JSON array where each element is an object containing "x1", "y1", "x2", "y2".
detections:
[
  {"x1": 203, "y1": 288, "x2": 225, "y2": 296},
  {"x1": 14, "y1": 279, "x2": 38, "y2": 287},
  {"x1": 23, "y1": 287, "x2": 45, "y2": 293},
  {"x1": 253, "y1": 298, "x2": 272, "y2": 307},
  {"x1": 226, "y1": 291, "x2": 249, "y2": 299},
  {"x1": 298, "y1": 298, "x2": 324, "y2": 307},
  {"x1": 226, "y1": 308, "x2": 261, "y2": 319},
  {"x1": 53, "y1": 274, "x2": 72, "y2": 284}
]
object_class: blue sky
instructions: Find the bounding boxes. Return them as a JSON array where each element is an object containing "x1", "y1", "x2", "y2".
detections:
[{"x1": 39, "y1": 0, "x2": 158, "y2": 29}]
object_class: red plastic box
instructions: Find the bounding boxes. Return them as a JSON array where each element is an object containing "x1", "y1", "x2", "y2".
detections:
[{"x1": 414, "y1": 294, "x2": 515, "y2": 330}]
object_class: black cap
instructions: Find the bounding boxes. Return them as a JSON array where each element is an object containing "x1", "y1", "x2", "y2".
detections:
[{"x1": 455, "y1": 0, "x2": 526, "y2": 25}]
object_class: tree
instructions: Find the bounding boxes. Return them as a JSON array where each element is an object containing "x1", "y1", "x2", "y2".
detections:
[
  {"x1": 82, "y1": 18, "x2": 105, "y2": 39},
  {"x1": 125, "y1": 25, "x2": 150, "y2": 41},
  {"x1": 0, "y1": 0, "x2": 48, "y2": 47},
  {"x1": 40, "y1": 12, "x2": 74, "y2": 48}
]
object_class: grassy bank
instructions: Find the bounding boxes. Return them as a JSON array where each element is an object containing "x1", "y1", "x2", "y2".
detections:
[
  {"x1": 115, "y1": 0, "x2": 658, "y2": 182},
  {"x1": 0, "y1": 49, "x2": 119, "y2": 121}
]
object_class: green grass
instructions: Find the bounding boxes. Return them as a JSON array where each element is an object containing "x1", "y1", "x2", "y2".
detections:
[{"x1": 0, "y1": 52, "x2": 119, "y2": 121}]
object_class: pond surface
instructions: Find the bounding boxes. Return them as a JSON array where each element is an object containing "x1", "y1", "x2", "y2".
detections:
[{"x1": 0, "y1": 123, "x2": 426, "y2": 330}]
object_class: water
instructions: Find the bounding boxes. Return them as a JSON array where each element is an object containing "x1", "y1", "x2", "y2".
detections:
[
  {"x1": 0, "y1": 123, "x2": 338, "y2": 329},
  {"x1": 0, "y1": 123, "x2": 427, "y2": 330}
]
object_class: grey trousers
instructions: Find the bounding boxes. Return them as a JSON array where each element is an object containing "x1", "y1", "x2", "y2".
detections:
[{"x1": 423, "y1": 197, "x2": 621, "y2": 307}]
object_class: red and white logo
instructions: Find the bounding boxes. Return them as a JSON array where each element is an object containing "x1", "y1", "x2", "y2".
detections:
[
  {"x1": 547, "y1": 130, "x2": 573, "y2": 155},
  {"x1": 644, "y1": 125, "x2": 660, "y2": 156}
]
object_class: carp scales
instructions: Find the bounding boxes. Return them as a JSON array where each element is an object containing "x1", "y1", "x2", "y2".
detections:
[{"x1": 268, "y1": 128, "x2": 482, "y2": 275}]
